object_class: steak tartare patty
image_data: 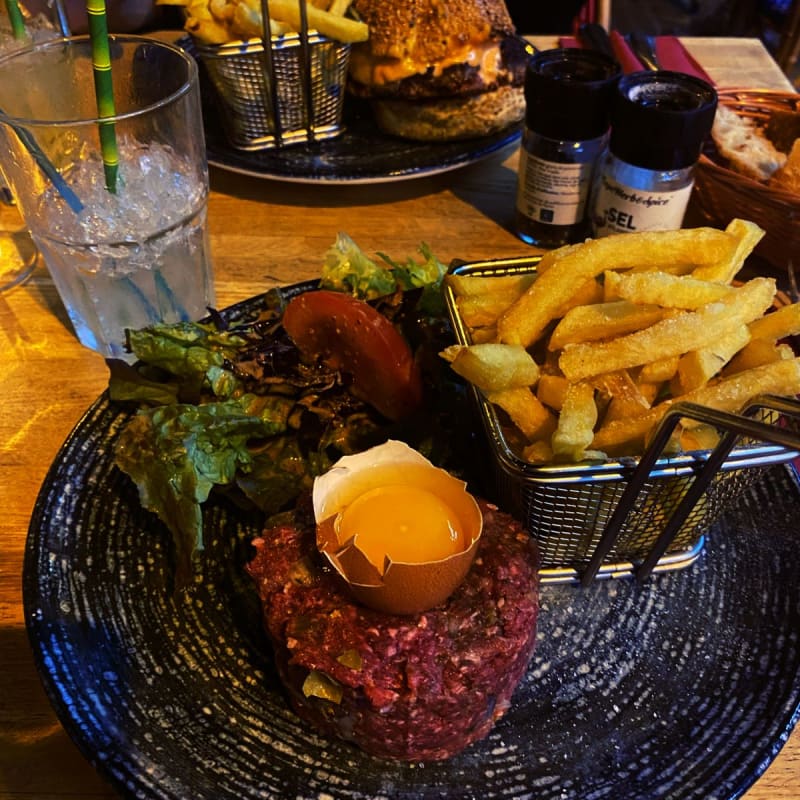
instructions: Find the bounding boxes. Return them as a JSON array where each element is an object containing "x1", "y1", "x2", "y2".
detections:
[{"x1": 246, "y1": 496, "x2": 540, "y2": 761}]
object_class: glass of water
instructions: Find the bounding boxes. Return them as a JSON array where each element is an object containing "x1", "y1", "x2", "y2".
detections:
[
  {"x1": 0, "y1": 4, "x2": 60, "y2": 291},
  {"x1": 0, "y1": 35, "x2": 215, "y2": 358}
]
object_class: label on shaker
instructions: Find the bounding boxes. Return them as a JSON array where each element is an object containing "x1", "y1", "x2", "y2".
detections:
[
  {"x1": 516, "y1": 151, "x2": 594, "y2": 227},
  {"x1": 591, "y1": 173, "x2": 694, "y2": 237}
]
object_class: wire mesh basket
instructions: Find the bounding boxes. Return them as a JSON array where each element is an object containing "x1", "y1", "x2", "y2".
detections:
[
  {"x1": 194, "y1": 31, "x2": 350, "y2": 151},
  {"x1": 445, "y1": 256, "x2": 800, "y2": 583}
]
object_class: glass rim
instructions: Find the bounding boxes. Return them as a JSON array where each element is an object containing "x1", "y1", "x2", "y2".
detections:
[{"x1": 0, "y1": 34, "x2": 198, "y2": 128}]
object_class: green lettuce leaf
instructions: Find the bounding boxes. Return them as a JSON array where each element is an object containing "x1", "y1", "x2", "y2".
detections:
[
  {"x1": 109, "y1": 233, "x2": 450, "y2": 590},
  {"x1": 377, "y1": 242, "x2": 447, "y2": 291},
  {"x1": 320, "y1": 233, "x2": 447, "y2": 307},
  {"x1": 378, "y1": 242, "x2": 448, "y2": 314},
  {"x1": 320, "y1": 232, "x2": 397, "y2": 299},
  {"x1": 235, "y1": 436, "x2": 314, "y2": 512},
  {"x1": 114, "y1": 395, "x2": 289, "y2": 586}
]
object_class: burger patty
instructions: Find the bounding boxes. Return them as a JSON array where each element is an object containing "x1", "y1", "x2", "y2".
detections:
[
  {"x1": 347, "y1": 35, "x2": 530, "y2": 101},
  {"x1": 246, "y1": 496, "x2": 540, "y2": 761}
]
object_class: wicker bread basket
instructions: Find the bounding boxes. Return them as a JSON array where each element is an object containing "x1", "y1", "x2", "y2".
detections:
[{"x1": 693, "y1": 89, "x2": 800, "y2": 269}]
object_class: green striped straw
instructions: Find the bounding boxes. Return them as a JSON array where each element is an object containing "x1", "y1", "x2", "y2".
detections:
[
  {"x1": 85, "y1": 0, "x2": 118, "y2": 193},
  {"x1": 4, "y1": 0, "x2": 28, "y2": 40}
]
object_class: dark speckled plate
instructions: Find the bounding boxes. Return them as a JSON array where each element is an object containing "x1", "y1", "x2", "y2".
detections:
[
  {"x1": 24, "y1": 289, "x2": 800, "y2": 800},
  {"x1": 203, "y1": 95, "x2": 522, "y2": 184}
]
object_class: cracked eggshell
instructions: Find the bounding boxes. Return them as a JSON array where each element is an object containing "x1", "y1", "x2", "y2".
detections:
[{"x1": 313, "y1": 440, "x2": 483, "y2": 615}]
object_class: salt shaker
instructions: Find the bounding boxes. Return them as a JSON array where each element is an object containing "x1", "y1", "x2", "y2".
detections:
[
  {"x1": 590, "y1": 71, "x2": 717, "y2": 237},
  {"x1": 514, "y1": 48, "x2": 620, "y2": 249}
]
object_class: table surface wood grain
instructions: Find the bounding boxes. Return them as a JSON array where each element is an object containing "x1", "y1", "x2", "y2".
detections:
[{"x1": 1, "y1": 36, "x2": 797, "y2": 800}]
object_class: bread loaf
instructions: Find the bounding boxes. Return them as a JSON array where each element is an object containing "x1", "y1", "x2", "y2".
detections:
[
  {"x1": 770, "y1": 139, "x2": 800, "y2": 194},
  {"x1": 711, "y1": 104, "x2": 786, "y2": 182}
]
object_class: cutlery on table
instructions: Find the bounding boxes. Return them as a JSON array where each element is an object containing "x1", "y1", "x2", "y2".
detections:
[{"x1": 626, "y1": 32, "x2": 660, "y2": 70}]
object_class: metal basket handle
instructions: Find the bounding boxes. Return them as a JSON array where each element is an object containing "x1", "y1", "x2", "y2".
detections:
[
  {"x1": 258, "y1": 0, "x2": 283, "y2": 143},
  {"x1": 258, "y1": 0, "x2": 315, "y2": 145},
  {"x1": 581, "y1": 394, "x2": 800, "y2": 586}
]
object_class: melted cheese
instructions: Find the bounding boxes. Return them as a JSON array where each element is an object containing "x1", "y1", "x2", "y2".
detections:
[{"x1": 349, "y1": 40, "x2": 503, "y2": 87}]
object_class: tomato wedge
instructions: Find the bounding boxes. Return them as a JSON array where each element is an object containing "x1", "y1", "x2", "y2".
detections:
[{"x1": 282, "y1": 291, "x2": 423, "y2": 422}]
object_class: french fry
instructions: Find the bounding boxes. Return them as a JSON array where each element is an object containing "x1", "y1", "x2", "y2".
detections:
[
  {"x1": 592, "y1": 357, "x2": 800, "y2": 455},
  {"x1": 443, "y1": 221, "x2": 800, "y2": 467},
  {"x1": 440, "y1": 344, "x2": 540, "y2": 393},
  {"x1": 469, "y1": 326, "x2": 498, "y2": 344},
  {"x1": 172, "y1": 0, "x2": 368, "y2": 44},
  {"x1": 636, "y1": 381, "x2": 662, "y2": 405},
  {"x1": 231, "y1": 0, "x2": 264, "y2": 37},
  {"x1": 671, "y1": 324, "x2": 750, "y2": 394},
  {"x1": 725, "y1": 339, "x2": 795, "y2": 374},
  {"x1": 456, "y1": 294, "x2": 518, "y2": 328},
  {"x1": 638, "y1": 355, "x2": 679, "y2": 383},
  {"x1": 328, "y1": 0, "x2": 352, "y2": 13},
  {"x1": 522, "y1": 440, "x2": 554, "y2": 463},
  {"x1": 593, "y1": 370, "x2": 652, "y2": 424},
  {"x1": 692, "y1": 218, "x2": 765, "y2": 283},
  {"x1": 183, "y1": 3, "x2": 232, "y2": 43},
  {"x1": 487, "y1": 387, "x2": 556, "y2": 441},
  {"x1": 445, "y1": 273, "x2": 535, "y2": 298},
  {"x1": 536, "y1": 373, "x2": 569, "y2": 412},
  {"x1": 447, "y1": 273, "x2": 536, "y2": 327},
  {"x1": 497, "y1": 227, "x2": 738, "y2": 347},
  {"x1": 603, "y1": 392, "x2": 652, "y2": 425},
  {"x1": 555, "y1": 276, "x2": 604, "y2": 316},
  {"x1": 627, "y1": 260, "x2": 697, "y2": 275},
  {"x1": 746, "y1": 301, "x2": 800, "y2": 341},
  {"x1": 551, "y1": 381, "x2": 597, "y2": 461},
  {"x1": 530, "y1": 242, "x2": 583, "y2": 274},
  {"x1": 559, "y1": 277, "x2": 776, "y2": 382},
  {"x1": 604, "y1": 269, "x2": 733, "y2": 309},
  {"x1": 549, "y1": 300, "x2": 664, "y2": 350},
  {"x1": 209, "y1": 0, "x2": 233, "y2": 20},
  {"x1": 265, "y1": 0, "x2": 368, "y2": 41},
  {"x1": 678, "y1": 423, "x2": 722, "y2": 451}
]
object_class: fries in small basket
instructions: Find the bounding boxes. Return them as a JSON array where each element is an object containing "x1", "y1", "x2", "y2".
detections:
[
  {"x1": 442, "y1": 219, "x2": 800, "y2": 463},
  {"x1": 160, "y1": 0, "x2": 369, "y2": 45}
]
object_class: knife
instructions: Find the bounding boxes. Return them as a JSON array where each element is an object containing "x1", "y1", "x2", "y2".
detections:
[{"x1": 626, "y1": 32, "x2": 660, "y2": 70}]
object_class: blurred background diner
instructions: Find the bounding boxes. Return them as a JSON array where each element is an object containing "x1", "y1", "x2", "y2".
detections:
[
  {"x1": 21, "y1": 0, "x2": 798, "y2": 86},
  {"x1": 507, "y1": 0, "x2": 800, "y2": 84},
  {"x1": 15, "y1": 0, "x2": 800, "y2": 84},
  {"x1": 20, "y1": 0, "x2": 169, "y2": 32}
]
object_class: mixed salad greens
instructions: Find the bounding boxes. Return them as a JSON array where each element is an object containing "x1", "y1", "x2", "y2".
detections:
[{"x1": 109, "y1": 233, "x2": 462, "y2": 585}]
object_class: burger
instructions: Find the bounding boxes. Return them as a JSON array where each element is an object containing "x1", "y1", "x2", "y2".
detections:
[{"x1": 346, "y1": 0, "x2": 531, "y2": 141}]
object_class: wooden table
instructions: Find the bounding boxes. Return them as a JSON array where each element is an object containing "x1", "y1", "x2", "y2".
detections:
[{"x1": 1, "y1": 37, "x2": 797, "y2": 800}]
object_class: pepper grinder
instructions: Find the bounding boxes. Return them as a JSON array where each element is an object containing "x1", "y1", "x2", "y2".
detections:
[{"x1": 514, "y1": 48, "x2": 620, "y2": 249}]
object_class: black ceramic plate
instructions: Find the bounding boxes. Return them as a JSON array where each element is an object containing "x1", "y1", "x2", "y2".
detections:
[
  {"x1": 24, "y1": 289, "x2": 800, "y2": 800},
  {"x1": 203, "y1": 96, "x2": 522, "y2": 184}
]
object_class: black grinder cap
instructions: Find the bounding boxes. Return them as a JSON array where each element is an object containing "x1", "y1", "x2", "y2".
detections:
[
  {"x1": 524, "y1": 48, "x2": 621, "y2": 141},
  {"x1": 609, "y1": 70, "x2": 718, "y2": 171}
]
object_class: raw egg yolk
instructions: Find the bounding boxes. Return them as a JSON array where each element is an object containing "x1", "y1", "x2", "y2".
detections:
[{"x1": 338, "y1": 484, "x2": 466, "y2": 568}]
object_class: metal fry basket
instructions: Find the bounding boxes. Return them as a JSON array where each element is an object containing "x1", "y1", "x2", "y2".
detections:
[
  {"x1": 194, "y1": 22, "x2": 350, "y2": 150},
  {"x1": 445, "y1": 256, "x2": 800, "y2": 584}
]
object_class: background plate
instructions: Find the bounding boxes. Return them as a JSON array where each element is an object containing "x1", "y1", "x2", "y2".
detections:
[
  {"x1": 204, "y1": 96, "x2": 522, "y2": 184},
  {"x1": 23, "y1": 289, "x2": 800, "y2": 800}
]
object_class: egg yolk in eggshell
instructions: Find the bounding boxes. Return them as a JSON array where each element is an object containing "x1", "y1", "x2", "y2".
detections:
[
  {"x1": 338, "y1": 483, "x2": 467, "y2": 569},
  {"x1": 314, "y1": 441, "x2": 484, "y2": 614}
]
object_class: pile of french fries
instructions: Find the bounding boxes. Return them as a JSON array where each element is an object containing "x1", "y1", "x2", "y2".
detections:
[
  {"x1": 159, "y1": 0, "x2": 369, "y2": 45},
  {"x1": 442, "y1": 219, "x2": 800, "y2": 464}
]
